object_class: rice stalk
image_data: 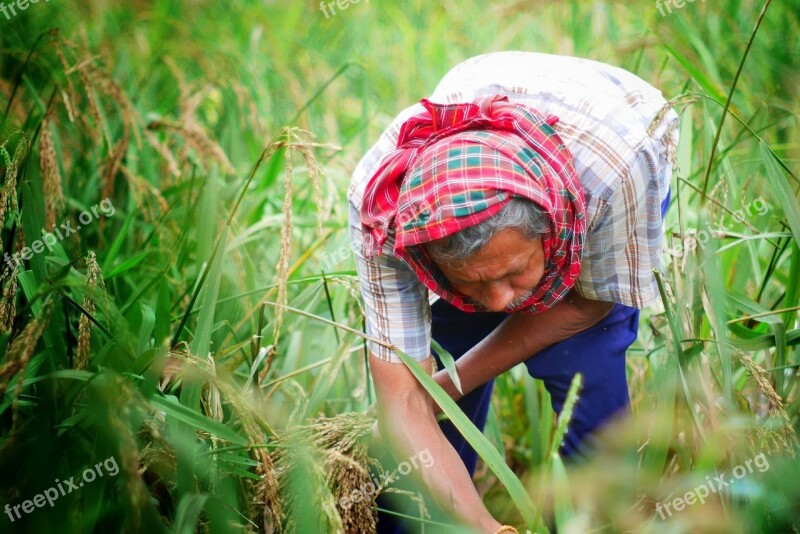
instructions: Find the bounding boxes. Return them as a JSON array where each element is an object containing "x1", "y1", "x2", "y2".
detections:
[
  {"x1": 378, "y1": 486, "x2": 432, "y2": 529},
  {"x1": 269, "y1": 412, "x2": 379, "y2": 534},
  {"x1": 295, "y1": 140, "x2": 326, "y2": 237},
  {"x1": 73, "y1": 60, "x2": 106, "y2": 142},
  {"x1": 707, "y1": 178, "x2": 727, "y2": 230},
  {"x1": 51, "y1": 31, "x2": 140, "y2": 156},
  {"x1": 146, "y1": 119, "x2": 234, "y2": 174},
  {"x1": 735, "y1": 348, "x2": 799, "y2": 456},
  {"x1": 76, "y1": 251, "x2": 106, "y2": 370},
  {"x1": 143, "y1": 129, "x2": 182, "y2": 178},
  {"x1": 13, "y1": 225, "x2": 24, "y2": 263},
  {"x1": 161, "y1": 58, "x2": 235, "y2": 176},
  {"x1": 162, "y1": 348, "x2": 282, "y2": 531},
  {"x1": 231, "y1": 81, "x2": 268, "y2": 138},
  {"x1": 95, "y1": 73, "x2": 142, "y2": 148},
  {"x1": 119, "y1": 165, "x2": 172, "y2": 228},
  {"x1": 331, "y1": 275, "x2": 365, "y2": 319},
  {"x1": 0, "y1": 297, "x2": 55, "y2": 430},
  {"x1": 100, "y1": 132, "x2": 129, "y2": 206},
  {"x1": 271, "y1": 129, "x2": 295, "y2": 346},
  {"x1": 269, "y1": 128, "x2": 340, "y2": 347},
  {"x1": 138, "y1": 414, "x2": 178, "y2": 512},
  {"x1": 40, "y1": 103, "x2": 65, "y2": 230},
  {"x1": 648, "y1": 94, "x2": 699, "y2": 173},
  {"x1": 740, "y1": 174, "x2": 754, "y2": 210},
  {"x1": 0, "y1": 262, "x2": 19, "y2": 332},
  {"x1": 0, "y1": 133, "x2": 27, "y2": 251}
]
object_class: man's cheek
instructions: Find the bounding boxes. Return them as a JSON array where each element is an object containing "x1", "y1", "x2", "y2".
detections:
[
  {"x1": 450, "y1": 282, "x2": 474, "y2": 297},
  {"x1": 515, "y1": 269, "x2": 543, "y2": 290}
]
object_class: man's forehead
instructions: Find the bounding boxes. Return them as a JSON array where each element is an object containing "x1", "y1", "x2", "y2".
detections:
[{"x1": 437, "y1": 231, "x2": 538, "y2": 282}]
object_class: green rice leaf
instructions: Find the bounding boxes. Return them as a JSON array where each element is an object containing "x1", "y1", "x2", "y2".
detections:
[
  {"x1": 431, "y1": 337, "x2": 462, "y2": 395},
  {"x1": 394, "y1": 348, "x2": 548, "y2": 533}
]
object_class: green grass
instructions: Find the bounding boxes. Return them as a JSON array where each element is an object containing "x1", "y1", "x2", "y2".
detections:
[{"x1": 0, "y1": 0, "x2": 799, "y2": 532}]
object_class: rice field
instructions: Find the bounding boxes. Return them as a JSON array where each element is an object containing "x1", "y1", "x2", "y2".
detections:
[{"x1": 0, "y1": 0, "x2": 799, "y2": 532}]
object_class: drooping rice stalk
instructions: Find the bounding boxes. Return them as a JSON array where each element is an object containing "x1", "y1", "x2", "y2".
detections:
[
  {"x1": 0, "y1": 262, "x2": 18, "y2": 332},
  {"x1": 267, "y1": 412, "x2": 379, "y2": 533},
  {"x1": 0, "y1": 133, "x2": 26, "y2": 252},
  {"x1": 0, "y1": 297, "x2": 55, "y2": 429},
  {"x1": 76, "y1": 251, "x2": 106, "y2": 370},
  {"x1": 39, "y1": 102, "x2": 64, "y2": 231}
]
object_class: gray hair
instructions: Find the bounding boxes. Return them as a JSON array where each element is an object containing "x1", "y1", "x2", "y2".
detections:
[{"x1": 424, "y1": 197, "x2": 548, "y2": 266}]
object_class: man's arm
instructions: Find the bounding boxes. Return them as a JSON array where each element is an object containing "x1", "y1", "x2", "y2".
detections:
[
  {"x1": 370, "y1": 354, "x2": 502, "y2": 533},
  {"x1": 349, "y1": 202, "x2": 500, "y2": 529},
  {"x1": 433, "y1": 290, "x2": 614, "y2": 406}
]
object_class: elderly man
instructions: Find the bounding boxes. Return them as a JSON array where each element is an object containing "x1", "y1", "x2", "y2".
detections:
[{"x1": 348, "y1": 51, "x2": 678, "y2": 533}]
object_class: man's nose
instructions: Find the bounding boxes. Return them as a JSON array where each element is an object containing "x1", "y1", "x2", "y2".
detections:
[{"x1": 481, "y1": 281, "x2": 515, "y2": 312}]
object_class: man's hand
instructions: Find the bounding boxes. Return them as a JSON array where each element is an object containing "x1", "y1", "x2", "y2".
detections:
[
  {"x1": 432, "y1": 290, "x2": 614, "y2": 413},
  {"x1": 369, "y1": 354, "x2": 503, "y2": 533}
]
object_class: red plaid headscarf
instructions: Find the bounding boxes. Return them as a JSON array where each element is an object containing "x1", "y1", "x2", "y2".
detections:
[{"x1": 360, "y1": 94, "x2": 586, "y2": 313}]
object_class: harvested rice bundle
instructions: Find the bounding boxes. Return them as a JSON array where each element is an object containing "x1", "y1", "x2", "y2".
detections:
[{"x1": 267, "y1": 412, "x2": 380, "y2": 534}]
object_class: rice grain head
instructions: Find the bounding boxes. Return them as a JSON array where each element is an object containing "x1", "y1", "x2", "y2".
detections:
[
  {"x1": 77, "y1": 252, "x2": 106, "y2": 370},
  {"x1": 740, "y1": 174, "x2": 754, "y2": 210},
  {"x1": 0, "y1": 263, "x2": 20, "y2": 333},
  {"x1": 0, "y1": 134, "x2": 28, "y2": 251},
  {"x1": 78, "y1": 63, "x2": 107, "y2": 146},
  {"x1": 96, "y1": 74, "x2": 141, "y2": 148},
  {"x1": 271, "y1": 129, "x2": 295, "y2": 345},
  {"x1": 269, "y1": 128, "x2": 339, "y2": 345},
  {"x1": 269, "y1": 412, "x2": 379, "y2": 533},
  {"x1": 143, "y1": 129, "x2": 182, "y2": 179},
  {"x1": 296, "y1": 141, "x2": 326, "y2": 237},
  {"x1": 164, "y1": 349, "x2": 283, "y2": 532},
  {"x1": 0, "y1": 297, "x2": 55, "y2": 430},
  {"x1": 100, "y1": 134, "x2": 129, "y2": 209},
  {"x1": 736, "y1": 349, "x2": 799, "y2": 456},
  {"x1": 40, "y1": 105, "x2": 65, "y2": 230},
  {"x1": 146, "y1": 119, "x2": 234, "y2": 174}
]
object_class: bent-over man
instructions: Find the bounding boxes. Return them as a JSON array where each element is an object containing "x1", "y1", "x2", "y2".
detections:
[{"x1": 348, "y1": 51, "x2": 679, "y2": 533}]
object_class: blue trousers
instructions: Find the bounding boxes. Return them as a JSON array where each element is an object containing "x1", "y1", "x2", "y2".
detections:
[
  {"x1": 373, "y1": 300, "x2": 638, "y2": 533},
  {"x1": 374, "y1": 192, "x2": 670, "y2": 532}
]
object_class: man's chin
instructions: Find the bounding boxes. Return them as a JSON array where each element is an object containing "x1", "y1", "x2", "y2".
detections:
[{"x1": 504, "y1": 290, "x2": 536, "y2": 311}]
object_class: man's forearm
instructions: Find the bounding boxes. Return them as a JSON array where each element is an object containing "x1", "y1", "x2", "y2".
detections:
[
  {"x1": 434, "y1": 291, "x2": 614, "y2": 404},
  {"x1": 370, "y1": 355, "x2": 501, "y2": 532},
  {"x1": 377, "y1": 402, "x2": 501, "y2": 532}
]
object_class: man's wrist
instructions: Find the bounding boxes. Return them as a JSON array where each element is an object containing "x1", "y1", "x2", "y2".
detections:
[{"x1": 432, "y1": 368, "x2": 465, "y2": 413}]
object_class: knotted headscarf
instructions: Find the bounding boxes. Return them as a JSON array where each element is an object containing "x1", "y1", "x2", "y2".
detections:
[{"x1": 360, "y1": 94, "x2": 586, "y2": 313}]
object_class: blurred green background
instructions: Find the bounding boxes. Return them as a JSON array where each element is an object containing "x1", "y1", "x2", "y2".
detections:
[{"x1": 0, "y1": 0, "x2": 799, "y2": 532}]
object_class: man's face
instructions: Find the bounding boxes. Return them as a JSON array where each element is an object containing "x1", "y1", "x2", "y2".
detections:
[{"x1": 432, "y1": 228, "x2": 546, "y2": 312}]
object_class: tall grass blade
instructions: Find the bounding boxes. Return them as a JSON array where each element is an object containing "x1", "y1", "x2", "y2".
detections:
[{"x1": 393, "y1": 348, "x2": 548, "y2": 533}]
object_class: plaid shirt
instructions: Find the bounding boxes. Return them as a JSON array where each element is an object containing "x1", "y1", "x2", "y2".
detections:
[{"x1": 348, "y1": 51, "x2": 679, "y2": 362}]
